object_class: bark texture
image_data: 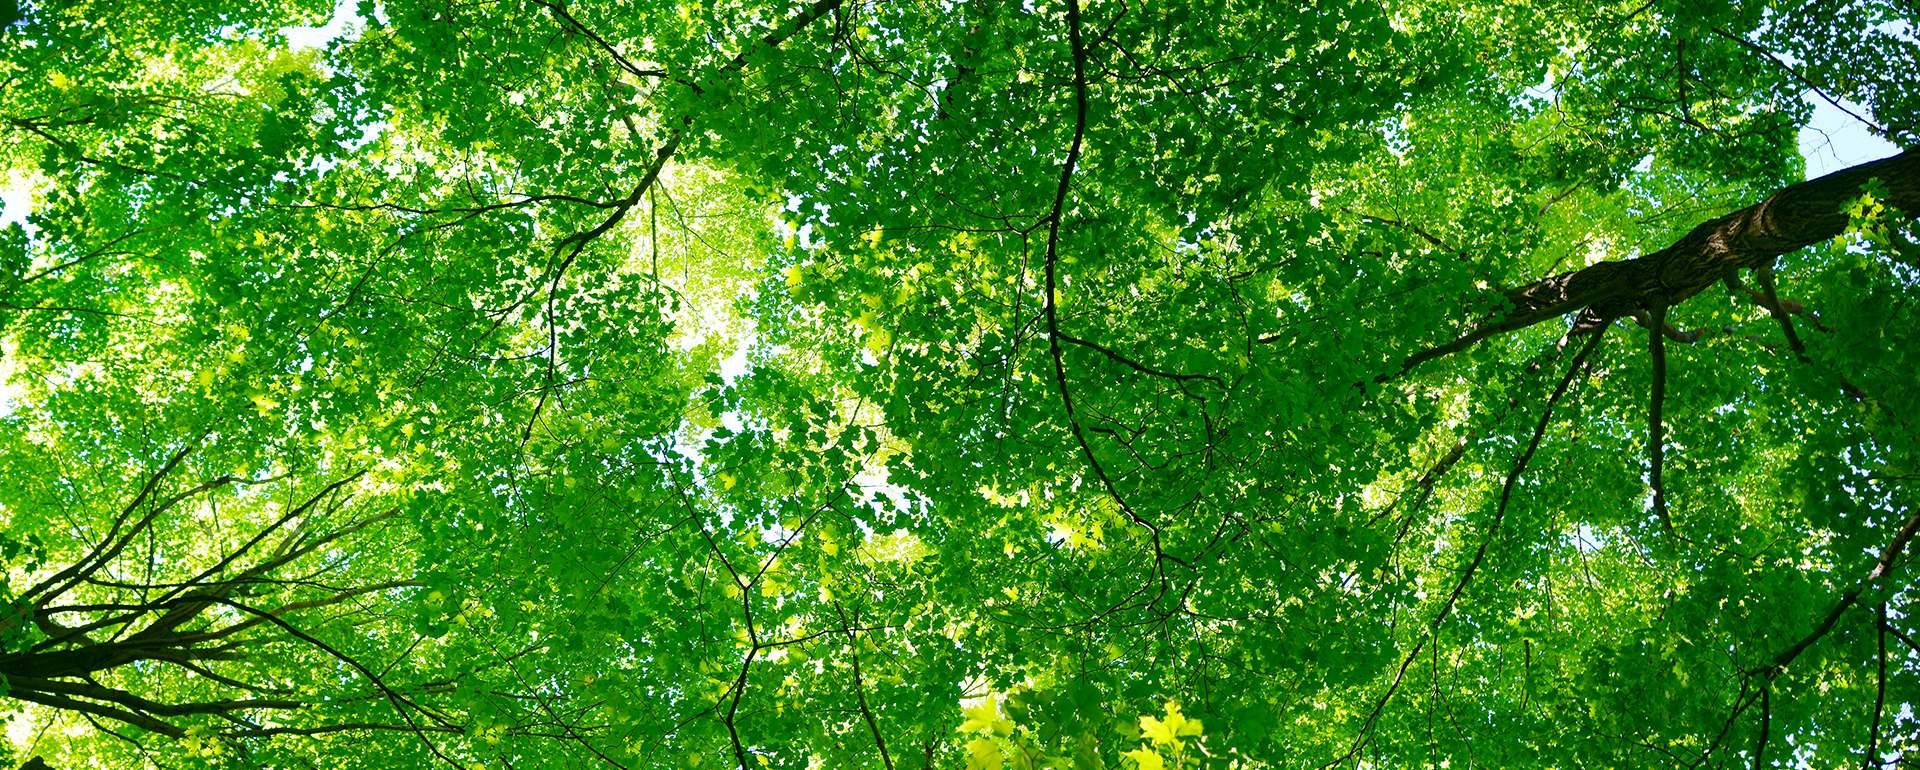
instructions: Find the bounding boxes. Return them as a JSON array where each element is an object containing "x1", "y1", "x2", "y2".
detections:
[
  {"x1": 1509, "y1": 147, "x2": 1920, "y2": 330},
  {"x1": 1397, "y1": 147, "x2": 1918, "y2": 375}
]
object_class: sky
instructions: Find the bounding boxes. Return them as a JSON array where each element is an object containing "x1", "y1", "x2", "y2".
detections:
[{"x1": 1800, "y1": 95, "x2": 1901, "y2": 178}]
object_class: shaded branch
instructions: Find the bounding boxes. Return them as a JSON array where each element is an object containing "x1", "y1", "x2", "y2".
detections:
[
  {"x1": 6, "y1": 675, "x2": 301, "y2": 717},
  {"x1": 1751, "y1": 262, "x2": 1875, "y2": 403},
  {"x1": 835, "y1": 603, "x2": 895, "y2": 770},
  {"x1": 532, "y1": 0, "x2": 668, "y2": 80},
  {"x1": 23, "y1": 439, "x2": 209, "y2": 604},
  {"x1": 1055, "y1": 331, "x2": 1225, "y2": 386},
  {"x1": 1759, "y1": 506, "x2": 1920, "y2": 674},
  {"x1": 1647, "y1": 304, "x2": 1673, "y2": 533},
  {"x1": 222, "y1": 722, "x2": 464, "y2": 738},
  {"x1": 1450, "y1": 322, "x2": 1611, "y2": 624},
  {"x1": 1326, "y1": 325, "x2": 1608, "y2": 770},
  {"x1": 1043, "y1": 0, "x2": 1179, "y2": 566},
  {"x1": 5, "y1": 685, "x2": 186, "y2": 738}
]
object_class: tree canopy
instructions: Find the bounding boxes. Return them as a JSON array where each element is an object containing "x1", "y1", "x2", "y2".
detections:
[{"x1": 1, "y1": 0, "x2": 1918, "y2": 767}]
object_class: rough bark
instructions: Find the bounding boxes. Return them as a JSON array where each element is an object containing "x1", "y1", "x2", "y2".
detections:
[
  {"x1": 1398, "y1": 148, "x2": 1919, "y2": 376},
  {"x1": 1507, "y1": 147, "x2": 1919, "y2": 330}
]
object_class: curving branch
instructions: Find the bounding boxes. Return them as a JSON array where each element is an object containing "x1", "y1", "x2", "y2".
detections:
[
  {"x1": 1455, "y1": 322, "x2": 1611, "y2": 623},
  {"x1": 22, "y1": 438, "x2": 210, "y2": 604},
  {"x1": 4, "y1": 676, "x2": 300, "y2": 717},
  {"x1": 1054, "y1": 331, "x2": 1226, "y2": 386},
  {"x1": 1041, "y1": 0, "x2": 1181, "y2": 567},
  {"x1": 1708, "y1": 28, "x2": 1888, "y2": 138},
  {"x1": 522, "y1": 0, "x2": 846, "y2": 373},
  {"x1": 834, "y1": 602, "x2": 895, "y2": 770},
  {"x1": 532, "y1": 0, "x2": 668, "y2": 81},
  {"x1": 1750, "y1": 261, "x2": 1876, "y2": 404},
  {"x1": 5, "y1": 686, "x2": 187, "y2": 738}
]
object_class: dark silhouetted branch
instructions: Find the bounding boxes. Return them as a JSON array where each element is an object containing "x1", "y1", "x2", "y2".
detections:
[{"x1": 1647, "y1": 304, "x2": 1673, "y2": 533}]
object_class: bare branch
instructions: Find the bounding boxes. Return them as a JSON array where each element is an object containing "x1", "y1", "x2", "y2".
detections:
[
  {"x1": 1055, "y1": 331, "x2": 1226, "y2": 386},
  {"x1": 24, "y1": 439, "x2": 209, "y2": 603},
  {"x1": 6, "y1": 676, "x2": 301, "y2": 716},
  {"x1": 1751, "y1": 263, "x2": 1877, "y2": 404},
  {"x1": 223, "y1": 722, "x2": 463, "y2": 737},
  {"x1": 1709, "y1": 28, "x2": 1888, "y2": 137},
  {"x1": 1647, "y1": 304, "x2": 1674, "y2": 534},
  {"x1": 1868, "y1": 601, "x2": 1888, "y2": 766},
  {"x1": 1325, "y1": 324, "x2": 1608, "y2": 770},
  {"x1": 1041, "y1": 0, "x2": 1182, "y2": 570},
  {"x1": 5, "y1": 685, "x2": 186, "y2": 738},
  {"x1": 531, "y1": 0, "x2": 667, "y2": 80}
]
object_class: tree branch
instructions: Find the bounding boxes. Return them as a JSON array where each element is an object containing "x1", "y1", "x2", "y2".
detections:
[
  {"x1": 1328, "y1": 325, "x2": 1608, "y2": 770},
  {"x1": 1759, "y1": 506, "x2": 1920, "y2": 674},
  {"x1": 6, "y1": 676, "x2": 301, "y2": 717},
  {"x1": 1393, "y1": 148, "x2": 1920, "y2": 376},
  {"x1": 5, "y1": 685, "x2": 186, "y2": 738},
  {"x1": 835, "y1": 603, "x2": 894, "y2": 770},
  {"x1": 1042, "y1": 0, "x2": 1178, "y2": 565},
  {"x1": 1054, "y1": 331, "x2": 1225, "y2": 386},
  {"x1": 23, "y1": 439, "x2": 210, "y2": 604},
  {"x1": 1647, "y1": 304, "x2": 1674, "y2": 533},
  {"x1": 1449, "y1": 322, "x2": 1611, "y2": 624},
  {"x1": 1709, "y1": 27, "x2": 1887, "y2": 137}
]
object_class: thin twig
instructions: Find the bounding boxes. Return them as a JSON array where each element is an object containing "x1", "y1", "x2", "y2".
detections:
[{"x1": 1709, "y1": 28, "x2": 1887, "y2": 137}]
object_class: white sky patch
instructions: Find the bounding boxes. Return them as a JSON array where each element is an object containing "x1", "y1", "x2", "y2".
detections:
[
  {"x1": 281, "y1": 0, "x2": 361, "y2": 50},
  {"x1": 1, "y1": 176, "x2": 36, "y2": 236},
  {"x1": 718, "y1": 327, "x2": 755, "y2": 384}
]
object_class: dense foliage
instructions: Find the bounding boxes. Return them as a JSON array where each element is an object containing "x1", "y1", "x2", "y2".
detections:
[{"x1": 1, "y1": 0, "x2": 1917, "y2": 767}]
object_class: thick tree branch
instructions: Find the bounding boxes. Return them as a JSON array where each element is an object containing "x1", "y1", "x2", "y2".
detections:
[
  {"x1": 6, "y1": 676, "x2": 301, "y2": 716},
  {"x1": 1396, "y1": 148, "x2": 1920, "y2": 376},
  {"x1": 5, "y1": 686, "x2": 186, "y2": 738}
]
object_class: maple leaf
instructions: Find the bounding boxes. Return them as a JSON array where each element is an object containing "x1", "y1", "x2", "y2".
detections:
[
  {"x1": 1140, "y1": 701, "x2": 1203, "y2": 748},
  {"x1": 959, "y1": 697, "x2": 1012, "y2": 735},
  {"x1": 964, "y1": 736, "x2": 1004, "y2": 770},
  {"x1": 1122, "y1": 747, "x2": 1165, "y2": 770}
]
